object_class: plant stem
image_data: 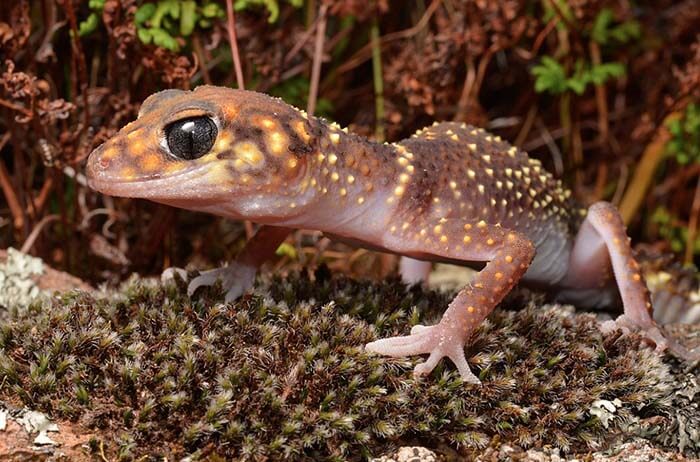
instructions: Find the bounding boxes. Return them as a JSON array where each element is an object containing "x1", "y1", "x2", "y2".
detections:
[
  {"x1": 225, "y1": 0, "x2": 245, "y2": 89},
  {"x1": 370, "y1": 15, "x2": 385, "y2": 141},
  {"x1": 618, "y1": 112, "x2": 681, "y2": 224},
  {"x1": 307, "y1": 3, "x2": 328, "y2": 116},
  {"x1": 685, "y1": 175, "x2": 700, "y2": 264}
]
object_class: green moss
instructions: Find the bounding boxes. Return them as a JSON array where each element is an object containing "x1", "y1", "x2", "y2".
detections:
[{"x1": 0, "y1": 268, "x2": 678, "y2": 460}]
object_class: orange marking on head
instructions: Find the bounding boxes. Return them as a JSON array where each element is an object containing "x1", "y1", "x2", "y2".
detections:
[
  {"x1": 140, "y1": 154, "x2": 162, "y2": 172},
  {"x1": 120, "y1": 167, "x2": 136, "y2": 180}
]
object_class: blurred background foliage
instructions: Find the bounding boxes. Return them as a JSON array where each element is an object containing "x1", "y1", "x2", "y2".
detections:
[{"x1": 0, "y1": 0, "x2": 699, "y2": 286}]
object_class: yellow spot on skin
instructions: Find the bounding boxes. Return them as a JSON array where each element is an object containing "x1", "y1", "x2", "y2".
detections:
[
  {"x1": 464, "y1": 224, "x2": 472, "y2": 230},
  {"x1": 400, "y1": 173, "x2": 410, "y2": 183},
  {"x1": 632, "y1": 273, "x2": 641, "y2": 281},
  {"x1": 467, "y1": 169, "x2": 476, "y2": 179},
  {"x1": 328, "y1": 153, "x2": 338, "y2": 165},
  {"x1": 529, "y1": 188, "x2": 537, "y2": 197},
  {"x1": 358, "y1": 197, "x2": 365, "y2": 204},
  {"x1": 120, "y1": 167, "x2": 136, "y2": 180},
  {"x1": 394, "y1": 185, "x2": 405, "y2": 196},
  {"x1": 331, "y1": 172, "x2": 340, "y2": 181},
  {"x1": 478, "y1": 184, "x2": 485, "y2": 194},
  {"x1": 340, "y1": 188, "x2": 347, "y2": 196},
  {"x1": 495, "y1": 272, "x2": 503, "y2": 280},
  {"x1": 260, "y1": 118, "x2": 275, "y2": 128},
  {"x1": 390, "y1": 226, "x2": 397, "y2": 233},
  {"x1": 508, "y1": 147, "x2": 517, "y2": 157},
  {"x1": 406, "y1": 165, "x2": 415, "y2": 173},
  {"x1": 463, "y1": 235, "x2": 472, "y2": 243},
  {"x1": 485, "y1": 168, "x2": 494, "y2": 176},
  {"x1": 482, "y1": 154, "x2": 491, "y2": 163},
  {"x1": 477, "y1": 220, "x2": 487, "y2": 228},
  {"x1": 268, "y1": 131, "x2": 287, "y2": 155},
  {"x1": 516, "y1": 191, "x2": 523, "y2": 199},
  {"x1": 433, "y1": 224, "x2": 443, "y2": 235},
  {"x1": 347, "y1": 175, "x2": 355, "y2": 184},
  {"x1": 140, "y1": 154, "x2": 161, "y2": 171},
  {"x1": 505, "y1": 255, "x2": 513, "y2": 263},
  {"x1": 329, "y1": 132, "x2": 340, "y2": 144},
  {"x1": 360, "y1": 164, "x2": 371, "y2": 176},
  {"x1": 496, "y1": 181, "x2": 503, "y2": 189},
  {"x1": 486, "y1": 238, "x2": 495, "y2": 245},
  {"x1": 386, "y1": 197, "x2": 395, "y2": 204},
  {"x1": 450, "y1": 134, "x2": 459, "y2": 141},
  {"x1": 468, "y1": 143, "x2": 477, "y2": 151},
  {"x1": 420, "y1": 229, "x2": 427, "y2": 237},
  {"x1": 402, "y1": 222, "x2": 410, "y2": 230},
  {"x1": 233, "y1": 141, "x2": 264, "y2": 169},
  {"x1": 292, "y1": 120, "x2": 311, "y2": 142},
  {"x1": 287, "y1": 158, "x2": 298, "y2": 169},
  {"x1": 467, "y1": 306, "x2": 475, "y2": 313},
  {"x1": 449, "y1": 181, "x2": 457, "y2": 189},
  {"x1": 440, "y1": 235, "x2": 448, "y2": 243},
  {"x1": 317, "y1": 153, "x2": 325, "y2": 163},
  {"x1": 398, "y1": 157, "x2": 409, "y2": 166},
  {"x1": 102, "y1": 147, "x2": 118, "y2": 160}
]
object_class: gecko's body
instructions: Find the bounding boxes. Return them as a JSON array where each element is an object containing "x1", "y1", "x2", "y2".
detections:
[{"x1": 86, "y1": 86, "x2": 691, "y2": 384}]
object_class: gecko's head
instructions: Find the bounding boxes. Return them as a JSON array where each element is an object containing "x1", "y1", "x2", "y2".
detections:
[{"x1": 86, "y1": 86, "x2": 318, "y2": 219}]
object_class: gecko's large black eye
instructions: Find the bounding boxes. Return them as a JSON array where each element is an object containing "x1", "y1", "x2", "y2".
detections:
[{"x1": 165, "y1": 116, "x2": 217, "y2": 160}]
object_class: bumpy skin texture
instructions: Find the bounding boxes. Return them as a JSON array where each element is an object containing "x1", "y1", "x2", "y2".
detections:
[{"x1": 86, "y1": 86, "x2": 694, "y2": 384}]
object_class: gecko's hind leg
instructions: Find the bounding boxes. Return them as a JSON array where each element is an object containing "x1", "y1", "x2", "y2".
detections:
[
  {"x1": 563, "y1": 202, "x2": 699, "y2": 360},
  {"x1": 399, "y1": 257, "x2": 432, "y2": 285}
]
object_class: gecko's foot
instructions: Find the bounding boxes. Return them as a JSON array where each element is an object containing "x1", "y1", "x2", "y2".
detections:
[
  {"x1": 161, "y1": 267, "x2": 189, "y2": 285},
  {"x1": 601, "y1": 314, "x2": 700, "y2": 362},
  {"x1": 365, "y1": 323, "x2": 481, "y2": 384},
  {"x1": 187, "y1": 263, "x2": 257, "y2": 302}
]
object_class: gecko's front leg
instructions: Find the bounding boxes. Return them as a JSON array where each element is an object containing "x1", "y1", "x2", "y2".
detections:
[
  {"x1": 183, "y1": 225, "x2": 291, "y2": 302},
  {"x1": 366, "y1": 220, "x2": 535, "y2": 384}
]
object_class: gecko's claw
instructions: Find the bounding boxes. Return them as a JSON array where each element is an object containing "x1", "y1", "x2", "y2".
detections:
[
  {"x1": 601, "y1": 314, "x2": 700, "y2": 361},
  {"x1": 365, "y1": 324, "x2": 481, "y2": 384},
  {"x1": 187, "y1": 263, "x2": 257, "y2": 302}
]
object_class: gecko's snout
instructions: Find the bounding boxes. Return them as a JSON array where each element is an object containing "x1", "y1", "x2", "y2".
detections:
[{"x1": 85, "y1": 142, "x2": 110, "y2": 191}]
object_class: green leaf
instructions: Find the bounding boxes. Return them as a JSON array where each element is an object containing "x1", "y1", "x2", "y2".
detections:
[
  {"x1": 88, "y1": 0, "x2": 105, "y2": 10},
  {"x1": 591, "y1": 8, "x2": 614, "y2": 45},
  {"x1": 275, "y1": 243, "x2": 297, "y2": 259},
  {"x1": 135, "y1": 3, "x2": 157, "y2": 25},
  {"x1": 137, "y1": 27, "x2": 153, "y2": 44},
  {"x1": 201, "y1": 3, "x2": 224, "y2": 18},
  {"x1": 180, "y1": 0, "x2": 197, "y2": 36},
  {"x1": 531, "y1": 57, "x2": 568, "y2": 95},
  {"x1": 150, "y1": 28, "x2": 180, "y2": 51},
  {"x1": 78, "y1": 13, "x2": 99, "y2": 37},
  {"x1": 587, "y1": 62, "x2": 626, "y2": 85}
]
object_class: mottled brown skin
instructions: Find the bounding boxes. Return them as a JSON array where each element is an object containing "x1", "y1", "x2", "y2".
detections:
[{"x1": 87, "y1": 86, "x2": 695, "y2": 384}]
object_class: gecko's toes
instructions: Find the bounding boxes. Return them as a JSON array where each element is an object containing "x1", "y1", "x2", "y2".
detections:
[
  {"x1": 187, "y1": 263, "x2": 256, "y2": 300},
  {"x1": 601, "y1": 314, "x2": 700, "y2": 362},
  {"x1": 365, "y1": 324, "x2": 481, "y2": 384},
  {"x1": 161, "y1": 267, "x2": 188, "y2": 285}
]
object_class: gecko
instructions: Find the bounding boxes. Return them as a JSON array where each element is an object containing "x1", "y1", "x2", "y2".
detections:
[{"x1": 86, "y1": 86, "x2": 696, "y2": 384}]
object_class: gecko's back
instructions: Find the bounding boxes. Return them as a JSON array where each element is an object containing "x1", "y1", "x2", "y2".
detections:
[{"x1": 393, "y1": 122, "x2": 582, "y2": 285}]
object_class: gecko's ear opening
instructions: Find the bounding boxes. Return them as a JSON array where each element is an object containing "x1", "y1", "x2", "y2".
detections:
[{"x1": 165, "y1": 116, "x2": 218, "y2": 160}]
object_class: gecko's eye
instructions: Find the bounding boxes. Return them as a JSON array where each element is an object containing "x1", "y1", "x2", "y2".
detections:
[{"x1": 165, "y1": 116, "x2": 217, "y2": 160}]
